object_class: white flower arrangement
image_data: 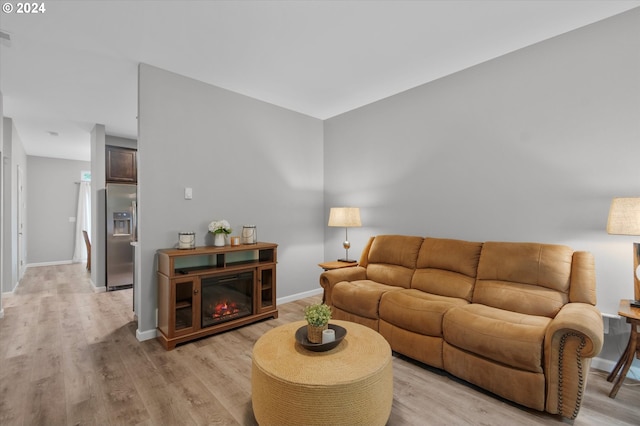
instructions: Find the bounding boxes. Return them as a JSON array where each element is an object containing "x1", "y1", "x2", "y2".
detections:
[{"x1": 208, "y1": 219, "x2": 232, "y2": 235}]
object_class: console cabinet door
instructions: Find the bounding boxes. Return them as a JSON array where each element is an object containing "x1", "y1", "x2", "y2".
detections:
[
  {"x1": 172, "y1": 277, "x2": 200, "y2": 337},
  {"x1": 257, "y1": 266, "x2": 276, "y2": 313},
  {"x1": 106, "y1": 146, "x2": 137, "y2": 183}
]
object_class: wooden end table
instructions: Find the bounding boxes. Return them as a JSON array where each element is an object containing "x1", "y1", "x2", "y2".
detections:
[
  {"x1": 318, "y1": 260, "x2": 358, "y2": 271},
  {"x1": 607, "y1": 299, "x2": 640, "y2": 398}
]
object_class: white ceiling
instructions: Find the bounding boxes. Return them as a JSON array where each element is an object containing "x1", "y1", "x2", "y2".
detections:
[{"x1": 1, "y1": 1, "x2": 639, "y2": 161}]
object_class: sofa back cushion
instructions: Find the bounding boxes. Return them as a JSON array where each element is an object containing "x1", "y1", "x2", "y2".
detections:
[
  {"x1": 366, "y1": 235, "x2": 424, "y2": 288},
  {"x1": 412, "y1": 238, "x2": 483, "y2": 301},
  {"x1": 474, "y1": 242, "x2": 573, "y2": 317}
]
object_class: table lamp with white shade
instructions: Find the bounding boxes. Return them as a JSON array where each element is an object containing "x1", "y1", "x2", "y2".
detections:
[
  {"x1": 328, "y1": 207, "x2": 361, "y2": 262},
  {"x1": 606, "y1": 197, "x2": 640, "y2": 302}
]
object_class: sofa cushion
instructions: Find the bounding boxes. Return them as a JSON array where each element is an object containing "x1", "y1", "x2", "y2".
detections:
[
  {"x1": 379, "y1": 289, "x2": 468, "y2": 337},
  {"x1": 412, "y1": 238, "x2": 483, "y2": 301},
  {"x1": 366, "y1": 235, "x2": 424, "y2": 288},
  {"x1": 443, "y1": 342, "x2": 546, "y2": 411},
  {"x1": 332, "y1": 307, "x2": 379, "y2": 331},
  {"x1": 474, "y1": 242, "x2": 572, "y2": 317},
  {"x1": 443, "y1": 304, "x2": 551, "y2": 373},
  {"x1": 333, "y1": 280, "x2": 401, "y2": 319},
  {"x1": 380, "y1": 320, "x2": 445, "y2": 368}
]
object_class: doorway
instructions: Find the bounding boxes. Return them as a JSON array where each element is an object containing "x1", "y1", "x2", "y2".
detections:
[{"x1": 17, "y1": 164, "x2": 25, "y2": 280}]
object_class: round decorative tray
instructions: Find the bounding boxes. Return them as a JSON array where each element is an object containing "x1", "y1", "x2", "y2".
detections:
[{"x1": 295, "y1": 324, "x2": 347, "y2": 352}]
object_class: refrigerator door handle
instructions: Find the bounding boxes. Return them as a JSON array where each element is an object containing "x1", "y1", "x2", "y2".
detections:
[{"x1": 131, "y1": 201, "x2": 137, "y2": 242}]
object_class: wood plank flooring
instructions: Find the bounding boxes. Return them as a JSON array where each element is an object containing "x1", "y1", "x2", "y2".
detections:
[{"x1": 1, "y1": 263, "x2": 639, "y2": 425}]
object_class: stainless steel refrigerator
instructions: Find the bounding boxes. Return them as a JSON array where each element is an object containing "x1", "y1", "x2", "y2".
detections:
[{"x1": 106, "y1": 183, "x2": 137, "y2": 290}]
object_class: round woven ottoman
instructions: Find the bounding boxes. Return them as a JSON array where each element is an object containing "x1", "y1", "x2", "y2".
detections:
[{"x1": 251, "y1": 320, "x2": 393, "y2": 426}]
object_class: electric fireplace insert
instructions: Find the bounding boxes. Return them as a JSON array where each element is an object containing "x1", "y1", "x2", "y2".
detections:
[{"x1": 201, "y1": 271, "x2": 253, "y2": 328}]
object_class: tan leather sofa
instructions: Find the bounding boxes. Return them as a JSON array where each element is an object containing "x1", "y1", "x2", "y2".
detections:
[{"x1": 319, "y1": 235, "x2": 604, "y2": 420}]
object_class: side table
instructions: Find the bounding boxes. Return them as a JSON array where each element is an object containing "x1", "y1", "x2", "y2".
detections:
[
  {"x1": 607, "y1": 299, "x2": 640, "y2": 398},
  {"x1": 318, "y1": 260, "x2": 358, "y2": 271}
]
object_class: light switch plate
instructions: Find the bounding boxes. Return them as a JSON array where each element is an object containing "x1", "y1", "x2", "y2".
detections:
[{"x1": 185, "y1": 187, "x2": 193, "y2": 200}]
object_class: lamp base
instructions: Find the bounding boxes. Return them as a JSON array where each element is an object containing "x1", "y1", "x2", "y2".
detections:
[{"x1": 337, "y1": 258, "x2": 357, "y2": 263}]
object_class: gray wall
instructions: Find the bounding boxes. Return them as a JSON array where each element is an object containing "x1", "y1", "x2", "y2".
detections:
[
  {"x1": 26, "y1": 156, "x2": 91, "y2": 265},
  {"x1": 2, "y1": 117, "x2": 27, "y2": 293},
  {"x1": 1, "y1": 91, "x2": 3, "y2": 314},
  {"x1": 137, "y1": 64, "x2": 324, "y2": 336},
  {"x1": 90, "y1": 124, "x2": 106, "y2": 289},
  {"x1": 324, "y1": 9, "x2": 639, "y2": 373}
]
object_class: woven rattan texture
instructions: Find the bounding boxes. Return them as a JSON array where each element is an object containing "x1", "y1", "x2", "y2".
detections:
[{"x1": 252, "y1": 320, "x2": 393, "y2": 425}]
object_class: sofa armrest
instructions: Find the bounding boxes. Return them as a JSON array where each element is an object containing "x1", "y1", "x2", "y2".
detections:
[
  {"x1": 544, "y1": 303, "x2": 604, "y2": 419},
  {"x1": 546, "y1": 303, "x2": 604, "y2": 358},
  {"x1": 319, "y1": 266, "x2": 367, "y2": 306}
]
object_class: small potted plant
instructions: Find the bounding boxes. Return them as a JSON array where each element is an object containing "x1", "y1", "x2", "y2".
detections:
[{"x1": 304, "y1": 303, "x2": 332, "y2": 343}]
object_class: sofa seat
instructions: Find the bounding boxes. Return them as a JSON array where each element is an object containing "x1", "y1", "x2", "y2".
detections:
[
  {"x1": 378, "y1": 289, "x2": 469, "y2": 367},
  {"x1": 443, "y1": 304, "x2": 550, "y2": 373},
  {"x1": 332, "y1": 280, "x2": 402, "y2": 329},
  {"x1": 380, "y1": 289, "x2": 468, "y2": 337},
  {"x1": 443, "y1": 341, "x2": 547, "y2": 411}
]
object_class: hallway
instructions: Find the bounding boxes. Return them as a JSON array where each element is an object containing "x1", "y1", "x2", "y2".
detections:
[
  {"x1": 0, "y1": 264, "x2": 135, "y2": 424},
  {"x1": 0, "y1": 263, "x2": 304, "y2": 425}
]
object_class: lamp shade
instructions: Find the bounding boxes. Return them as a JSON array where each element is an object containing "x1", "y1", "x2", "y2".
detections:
[
  {"x1": 606, "y1": 198, "x2": 640, "y2": 236},
  {"x1": 328, "y1": 207, "x2": 361, "y2": 227}
]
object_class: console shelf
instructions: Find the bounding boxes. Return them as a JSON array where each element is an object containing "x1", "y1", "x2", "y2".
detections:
[{"x1": 157, "y1": 242, "x2": 278, "y2": 350}]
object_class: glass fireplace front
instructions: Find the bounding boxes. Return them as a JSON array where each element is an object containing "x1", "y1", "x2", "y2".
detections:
[{"x1": 201, "y1": 271, "x2": 253, "y2": 328}]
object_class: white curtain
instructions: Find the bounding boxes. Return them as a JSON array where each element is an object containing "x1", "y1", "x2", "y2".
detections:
[{"x1": 72, "y1": 181, "x2": 91, "y2": 263}]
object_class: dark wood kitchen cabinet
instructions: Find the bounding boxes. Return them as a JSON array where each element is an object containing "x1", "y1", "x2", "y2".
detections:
[
  {"x1": 156, "y1": 243, "x2": 278, "y2": 350},
  {"x1": 106, "y1": 145, "x2": 137, "y2": 183}
]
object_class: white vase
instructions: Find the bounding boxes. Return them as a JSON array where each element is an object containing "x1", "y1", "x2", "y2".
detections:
[{"x1": 214, "y1": 233, "x2": 226, "y2": 247}]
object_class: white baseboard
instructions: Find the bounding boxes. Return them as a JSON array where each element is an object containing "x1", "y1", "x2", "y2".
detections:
[
  {"x1": 86, "y1": 276, "x2": 99, "y2": 291},
  {"x1": 136, "y1": 328, "x2": 158, "y2": 342},
  {"x1": 26, "y1": 260, "x2": 74, "y2": 268},
  {"x1": 592, "y1": 356, "x2": 640, "y2": 381},
  {"x1": 277, "y1": 287, "x2": 323, "y2": 305},
  {"x1": 6, "y1": 280, "x2": 19, "y2": 294}
]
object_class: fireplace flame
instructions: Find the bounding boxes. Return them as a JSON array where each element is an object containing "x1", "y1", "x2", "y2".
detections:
[{"x1": 211, "y1": 300, "x2": 241, "y2": 319}]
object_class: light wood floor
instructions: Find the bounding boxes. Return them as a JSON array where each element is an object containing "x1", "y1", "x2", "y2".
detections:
[{"x1": 1, "y1": 263, "x2": 639, "y2": 425}]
